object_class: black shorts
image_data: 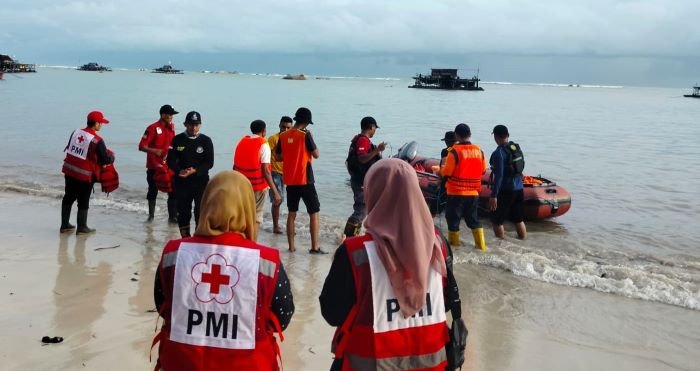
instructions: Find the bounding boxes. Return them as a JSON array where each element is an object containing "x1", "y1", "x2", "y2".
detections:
[
  {"x1": 491, "y1": 189, "x2": 524, "y2": 225},
  {"x1": 286, "y1": 184, "x2": 320, "y2": 214}
]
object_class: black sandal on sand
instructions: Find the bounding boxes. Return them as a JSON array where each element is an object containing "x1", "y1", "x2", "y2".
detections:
[
  {"x1": 309, "y1": 248, "x2": 328, "y2": 254},
  {"x1": 41, "y1": 336, "x2": 64, "y2": 344}
]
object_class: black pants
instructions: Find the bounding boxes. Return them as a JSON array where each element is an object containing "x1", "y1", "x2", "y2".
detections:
[
  {"x1": 62, "y1": 175, "x2": 93, "y2": 210},
  {"x1": 174, "y1": 177, "x2": 208, "y2": 228},
  {"x1": 146, "y1": 169, "x2": 174, "y2": 201},
  {"x1": 445, "y1": 195, "x2": 481, "y2": 231}
]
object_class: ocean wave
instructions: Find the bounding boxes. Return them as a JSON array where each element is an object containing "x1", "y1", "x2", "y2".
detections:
[
  {"x1": 457, "y1": 240, "x2": 700, "y2": 311},
  {"x1": 4, "y1": 180, "x2": 697, "y2": 311}
]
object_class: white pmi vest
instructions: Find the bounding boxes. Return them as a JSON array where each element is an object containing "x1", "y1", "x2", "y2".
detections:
[
  {"x1": 365, "y1": 241, "x2": 446, "y2": 333},
  {"x1": 170, "y1": 242, "x2": 260, "y2": 349},
  {"x1": 64, "y1": 129, "x2": 95, "y2": 160}
]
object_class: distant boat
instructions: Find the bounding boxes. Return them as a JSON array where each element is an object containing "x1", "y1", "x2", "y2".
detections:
[
  {"x1": 282, "y1": 74, "x2": 306, "y2": 80},
  {"x1": 409, "y1": 68, "x2": 483, "y2": 91},
  {"x1": 1, "y1": 54, "x2": 36, "y2": 73},
  {"x1": 152, "y1": 64, "x2": 183, "y2": 74},
  {"x1": 683, "y1": 86, "x2": 700, "y2": 98},
  {"x1": 77, "y1": 62, "x2": 111, "y2": 72}
]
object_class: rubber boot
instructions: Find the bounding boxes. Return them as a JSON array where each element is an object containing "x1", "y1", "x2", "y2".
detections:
[
  {"x1": 179, "y1": 225, "x2": 191, "y2": 238},
  {"x1": 343, "y1": 220, "x2": 361, "y2": 238},
  {"x1": 147, "y1": 199, "x2": 156, "y2": 222},
  {"x1": 60, "y1": 203, "x2": 75, "y2": 233},
  {"x1": 76, "y1": 209, "x2": 96, "y2": 234},
  {"x1": 448, "y1": 230, "x2": 461, "y2": 247},
  {"x1": 167, "y1": 198, "x2": 178, "y2": 224},
  {"x1": 472, "y1": 228, "x2": 487, "y2": 251}
]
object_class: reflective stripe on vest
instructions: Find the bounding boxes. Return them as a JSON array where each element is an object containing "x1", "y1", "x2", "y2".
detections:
[
  {"x1": 162, "y1": 249, "x2": 277, "y2": 278},
  {"x1": 234, "y1": 136, "x2": 267, "y2": 191},
  {"x1": 347, "y1": 347, "x2": 447, "y2": 370},
  {"x1": 280, "y1": 129, "x2": 311, "y2": 186},
  {"x1": 446, "y1": 143, "x2": 484, "y2": 196},
  {"x1": 62, "y1": 129, "x2": 101, "y2": 182}
]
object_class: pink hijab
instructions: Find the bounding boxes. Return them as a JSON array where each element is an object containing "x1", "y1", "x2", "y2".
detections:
[{"x1": 363, "y1": 158, "x2": 447, "y2": 318}]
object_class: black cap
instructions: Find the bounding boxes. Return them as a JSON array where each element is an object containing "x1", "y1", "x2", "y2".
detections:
[
  {"x1": 294, "y1": 107, "x2": 313, "y2": 125},
  {"x1": 360, "y1": 116, "x2": 379, "y2": 130},
  {"x1": 441, "y1": 131, "x2": 456, "y2": 142},
  {"x1": 184, "y1": 111, "x2": 202, "y2": 125},
  {"x1": 492, "y1": 124, "x2": 509, "y2": 137},
  {"x1": 159, "y1": 104, "x2": 178, "y2": 115},
  {"x1": 454, "y1": 123, "x2": 471, "y2": 137}
]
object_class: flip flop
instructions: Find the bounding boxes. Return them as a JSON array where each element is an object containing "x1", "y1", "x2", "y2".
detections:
[
  {"x1": 309, "y1": 248, "x2": 328, "y2": 254},
  {"x1": 41, "y1": 336, "x2": 64, "y2": 344}
]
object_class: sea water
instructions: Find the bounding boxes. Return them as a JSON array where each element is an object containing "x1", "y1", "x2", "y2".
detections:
[{"x1": 1, "y1": 67, "x2": 699, "y2": 311}]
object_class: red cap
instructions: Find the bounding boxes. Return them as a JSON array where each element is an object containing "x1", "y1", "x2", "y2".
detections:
[{"x1": 87, "y1": 111, "x2": 110, "y2": 124}]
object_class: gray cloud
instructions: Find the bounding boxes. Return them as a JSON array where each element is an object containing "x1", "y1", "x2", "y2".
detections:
[{"x1": 1, "y1": 0, "x2": 698, "y2": 57}]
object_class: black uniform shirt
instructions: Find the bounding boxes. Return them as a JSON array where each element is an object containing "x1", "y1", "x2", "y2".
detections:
[{"x1": 167, "y1": 133, "x2": 214, "y2": 180}]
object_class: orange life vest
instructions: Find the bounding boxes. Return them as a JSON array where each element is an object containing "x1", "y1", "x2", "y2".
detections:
[
  {"x1": 333, "y1": 232, "x2": 450, "y2": 371},
  {"x1": 233, "y1": 136, "x2": 267, "y2": 191},
  {"x1": 445, "y1": 143, "x2": 485, "y2": 196},
  {"x1": 279, "y1": 129, "x2": 312, "y2": 186},
  {"x1": 62, "y1": 128, "x2": 101, "y2": 182},
  {"x1": 153, "y1": 233, "x2": 283, "y2": 371}
]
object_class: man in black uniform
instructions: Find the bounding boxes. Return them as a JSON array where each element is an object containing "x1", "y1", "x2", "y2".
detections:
[{"x1": 167, "y1": 111, "x2": 214, "y2": 237}]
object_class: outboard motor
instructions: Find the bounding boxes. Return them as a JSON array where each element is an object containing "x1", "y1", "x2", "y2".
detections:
[{"x1": 397, "y1": 141, "x2": 419, "y2": 162}]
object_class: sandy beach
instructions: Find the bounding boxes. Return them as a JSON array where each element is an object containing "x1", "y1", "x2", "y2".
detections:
[{"x1": 1, "y1": 191, "x2": 698, "y2": 371}]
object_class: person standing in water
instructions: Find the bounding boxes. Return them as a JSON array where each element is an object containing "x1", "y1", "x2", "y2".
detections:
[
  {"x1": 139, "y1": 104, "x2": 178, "y2": 223},
  {"x1": 267, "y1": 116, "x2": 293, "y2": 234},
  {"x1": 440, "y1": 123, "x2": 488, "y2": 251},
  {"x1": 233, "y1": 119, "x2": 282, "y2": 234},
  {"x1": 60, "y1": 111, "x2": 114, "y2": 234},
  {"x1": 167, "y1": 111, "x2": 214, "y2": 238},
  {"x1": 343, "y1": 116, "x2": 385, "y2": 238},
  {"x1": 274, "y1": 107, "x2": 324, "y2": 253}
]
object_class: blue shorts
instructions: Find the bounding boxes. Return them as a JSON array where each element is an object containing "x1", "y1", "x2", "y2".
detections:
[{"x1": 268, "y1": 171, "x2": 285, "y2": 203}]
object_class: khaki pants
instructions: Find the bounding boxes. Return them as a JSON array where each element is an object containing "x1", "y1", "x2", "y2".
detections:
[{"x1": 254, "y1": 189, "x2": 268, "y2": 224}]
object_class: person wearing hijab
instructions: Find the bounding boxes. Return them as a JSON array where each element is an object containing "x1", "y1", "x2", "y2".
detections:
[
  {"x1": 153, "y1": 170, "x2": 294, "y2": 371},
  {"x1": 319, "y1": 158, "x2": 460, "y2": 371}
]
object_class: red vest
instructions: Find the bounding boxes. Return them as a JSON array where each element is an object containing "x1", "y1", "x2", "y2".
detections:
[
  {"x1": 234, "y1": 136, "x2": 268, "y2": 191},
  {"x1": 154, "y1": 164, "x2": 174, "y2": 193},
  {"x1": 154, "y1": 233, "x2": 283, "y2": 371},
  {"x1": 333, "y1": 232, "x2": 449, "y2": 371},
  {"x1": 279, "y1": 129, "x2": 312, "y2": 186},
  {"x1": 99, "y1": 160, "x2": 119, "y2": 194},
  {"x1": 446, "y1": 143, "x2": 485, "y2": 196},
  {"x1": 62, "y1": 128, "x2": 101, "y2": 182}
]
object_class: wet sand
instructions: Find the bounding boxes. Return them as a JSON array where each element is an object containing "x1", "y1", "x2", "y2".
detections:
[{"x1": 1, "y1": 192, "x2": 698, "y2": 370}]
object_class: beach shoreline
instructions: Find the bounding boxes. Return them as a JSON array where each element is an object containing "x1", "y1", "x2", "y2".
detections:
[{"x1": 1, "y1": 191, "x2": 698, "y2": 371}]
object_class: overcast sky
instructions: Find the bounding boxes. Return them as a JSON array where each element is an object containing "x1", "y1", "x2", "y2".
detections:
[{"x1": 2, "y1": 0, "x2": 698, "y2": 86}]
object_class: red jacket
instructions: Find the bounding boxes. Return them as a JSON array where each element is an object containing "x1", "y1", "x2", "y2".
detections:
[
  {"x1": 333, "y1": 234, "x2": 450, "y2": 370},
  {"x1": 139, "y1": 120, "x2": 175, "y2": 169},
  {"x1": 154, "y1": 233, "x2": 283, "y2": 371}
]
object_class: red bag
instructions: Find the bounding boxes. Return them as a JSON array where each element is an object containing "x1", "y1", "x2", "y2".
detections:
[{"x1": 154, "y1": 164, "x2": 173, "y2": 193}]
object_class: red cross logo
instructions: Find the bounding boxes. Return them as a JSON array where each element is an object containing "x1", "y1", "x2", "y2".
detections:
[
  {"x1": 191, "y1": 254, "x2": 240, "y2": 304},
  {"x1": 77, "y1": 135, "x2": 85, "y2": 144},
  {"x1": 201, "y1": 264, "x2": 229, "y2": 294}
]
